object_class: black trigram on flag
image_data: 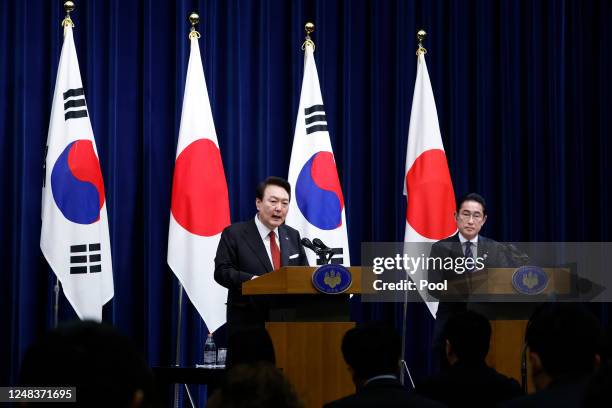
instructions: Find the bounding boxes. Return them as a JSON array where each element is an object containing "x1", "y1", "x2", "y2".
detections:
[
  {"x1": 70, "y1": 243, "x2": 102, "y2": 274},
  {"x1": 63, "y1": 88, "x2": 88, "y2": 121},
  {"x1": 304, "y1": 104, "x2": 327, "y2": 135},
  {"x1": 316, "y1": 248, "x2": 344, "y2": 265}
]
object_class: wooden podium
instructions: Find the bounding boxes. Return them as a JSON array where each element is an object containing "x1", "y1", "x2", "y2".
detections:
[
  {"x1": 243, "y1": 265, "x2": 574, "y2": 401},
  {"x1": 242, "y1": 266, "x2": 362, "y2": 408},
  {"x1": 465, "y1": 267, "x2": 573, "y2": 392}
]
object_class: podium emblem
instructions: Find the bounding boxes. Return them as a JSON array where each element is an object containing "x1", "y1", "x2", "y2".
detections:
[
  {"x1": 512, "y1": 266, "x2": 548, "y2": 295},
  {"x1": 312, "y1": 264, "x2": 352, "y2": 294}
]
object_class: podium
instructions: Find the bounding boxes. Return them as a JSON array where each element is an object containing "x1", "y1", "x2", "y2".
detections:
[
  {"x1": 242, "y1": 266, "x2": 362, "y2": 408},
  {"x1": 243, "y1": 265, "x2": 574, "y2": 401},
  {"x1": 458, "y1": 267, "x2": 573, "y2": 392}
]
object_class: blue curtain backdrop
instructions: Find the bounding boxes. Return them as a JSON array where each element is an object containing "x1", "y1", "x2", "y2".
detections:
[{"x1": 1, "y1": 0, "x2": 611, "y2": 396}]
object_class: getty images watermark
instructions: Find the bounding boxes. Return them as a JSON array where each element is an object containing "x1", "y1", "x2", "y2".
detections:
[
  {"x1": 360, "y1": 242, "x2": 612, "y2": 303},
  {"x1": 372, "y1": 252, "x2": 485, "y2": 292}
]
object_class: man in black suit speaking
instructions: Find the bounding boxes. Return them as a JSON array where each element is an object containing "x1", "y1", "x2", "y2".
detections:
[{"x1": 214, "y1": 176, "x2": 309, "y2": 334}]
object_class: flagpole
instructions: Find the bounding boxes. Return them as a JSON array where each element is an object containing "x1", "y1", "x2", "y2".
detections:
[
  {"x1": 302, "y1": 21, "x2": 315, "y2": 51},
  {"x1": 173, "y1": 19, "x2": 187, "y2": 406},
  {"x1": 172, "y1": 14, "x2": 202, "y2": 408},
  {"x1": 62, "y1": 1, "x2": 75, "y2": 27},
  {"x1": 54, "y1": 278, "x2": 60, "y2": 328},
  {"x1": 400, "y1": 29, "x2": 427, "y2": 389},
  {"x1": 173, "y1": 282, "x2": 184, "y2": 408},
  {"x1": 50, "y1": 1, "x2": 77, "y2": 330}
]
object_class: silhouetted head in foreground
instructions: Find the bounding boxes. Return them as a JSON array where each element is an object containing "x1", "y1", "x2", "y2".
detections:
[
  {"x1": 206, "y1": 362, "x2": 302, "y2": 408},
  {"x1": 19, "y1": 320, "x2": 157, "y2": 408},
  {"x1": 444, "y1": 310, "x2": 491, "y2": 365},
  {"x1": 341, "y1": 323, "x2": 401, "y2": 387},
  {"x1": 226, "y1": 327, "x2": 276, "y2": 369},
  {"x1": 526, "y1": 303, "x2": 601, "y2": 391}
]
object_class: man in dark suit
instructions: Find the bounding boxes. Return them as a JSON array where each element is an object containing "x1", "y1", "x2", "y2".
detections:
[
  {"x1": 214, "y1": 176, "x2": 308, "y2": 334},
  {"x1": 415, "y1": 311, "x2": 523, "y2": 407},
  {"x1": 499, "y1": 303, "x2": 602, "y2": 408},
  {"x1": 324, "y1": 324, "x2": 445, "y2": 408},
  {"x1": 428, "y1": 193, "x2": 507, "y2": 370}
]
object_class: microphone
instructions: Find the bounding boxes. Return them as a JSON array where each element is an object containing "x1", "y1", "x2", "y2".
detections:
[
  {"x1": 303, "y1": 237, "x2": 334, "y2": 264},
  {"x1": 312, "y1": 238, "x2": 334, "y2": 264},
  {"x1": 312, "y1": 238, "x2": 331, "y2": 252},
  {"x1": 502, "y1": 243, "x2": 530, "y2": 266},
  {"x1": 301, "y1": 238, "x2": 319, "y2": 254}
]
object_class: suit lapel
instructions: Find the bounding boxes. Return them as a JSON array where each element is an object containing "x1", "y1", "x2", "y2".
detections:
[
  {"x1": 478, "y1": 236, "x2": 494, "y2": 267},
  {"x1": 278, "y1": 226, "x2": 290, "y2": 267},
  {"x1": 449, "y1": 233, "x2": 472, "y2": 293},
  {"x1": 243, "y1": 219, "x2": 273, "y2": 272},
  {"x1": 449, "y1": 233, "x2": 464, "y2": 258}
]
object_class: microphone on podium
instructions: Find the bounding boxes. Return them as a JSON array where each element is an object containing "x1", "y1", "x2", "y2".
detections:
[
  {"x1": 312, "y1": 238, "x2": 331, "y2": 252},
  {"x1": 300, "y1": 237, "x2": 320, "y2": 254},
  {"x1": 302, "y1": 238, "x2": 333, "y2": 264}
]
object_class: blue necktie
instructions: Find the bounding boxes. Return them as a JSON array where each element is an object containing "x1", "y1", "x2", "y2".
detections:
[
  {"x1": 465, "y1": 241, "x2": 474, "y2": 273},
  {"x1": 465, "y1": 241, "x2": 475, "y2": 292}
]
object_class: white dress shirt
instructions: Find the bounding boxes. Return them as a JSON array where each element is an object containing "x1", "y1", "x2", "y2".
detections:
[{"x1": 458, "y1": 233, "x2": 478, "y2": 259}]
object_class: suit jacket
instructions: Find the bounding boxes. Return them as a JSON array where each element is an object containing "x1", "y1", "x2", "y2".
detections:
[
  {"x1": 324, "y1": 378, "x2": 446, "y2": 408},
  {"x1": 428, "y1": 233, "x2": 507, "y2": 319},
  {"x1": 214, "y1": 219, "x2": 308, "y2": 331},
  {"x1": 498, "y1": 376, "x2": 589, "y2": 408},
  {"x1": 428, "y1": 233, "x2": 506, "y2": 295},
  {"x1": 428, "y1": 233, "x2": 506, "y2": 370},
  {"x1": 415, "y1": 360, "x2": 523, "y2": 408}
]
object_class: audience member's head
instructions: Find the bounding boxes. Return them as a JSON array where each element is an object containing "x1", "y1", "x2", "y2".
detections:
[
  {"x1": 19, "y1": 321, "x2": 157, "y2": 408},
  {"x1": 226, "y1": 327, "x2": 276, "y2": 369},
  {"x1": 583, "y1": 322, "x2": 612, "y2": 407},
  {"x1": 341, "y1": 323, "x2": 401, "y2": 386},
  {"x1": 444, "y1": 310, "x2": 491, "y2": 365},
  {"x1": 206, "y1": 362, "x2": 303, "y2": 408},
  {"x1": 526, "y1": 303, "x2": 601, "y2": 390},
  {"x1": 600, "y1": 322, "x2": 612, "y2": 367},
  {"x1": 583, "y1": 364, "x2": 612, "y2": 408}
]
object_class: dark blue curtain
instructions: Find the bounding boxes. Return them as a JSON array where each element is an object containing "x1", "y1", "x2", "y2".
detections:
[{"x1": 2, "y1": 0, "x2": 611, "y2": 399}]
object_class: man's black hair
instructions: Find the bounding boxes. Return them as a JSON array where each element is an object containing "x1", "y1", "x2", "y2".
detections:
[
  {"x1": 341, "y1": 323, "x2": 400, "y2": 381},
  {"x1": 443, "y1": 310, "x2": 491, "y2": 362},
  {"x1": 207, "y1": 362, "x2": 302, "y2": 408},
  {"x1": 256, "y1": 176, "x2": 291, "y2": 201},
  {"x1": 526, "y1": 303, "x2": 602, "y2": 379},
  {"x1": 226, "y1": 327, "x2": 276, "y2": 369},
  {"x1": 19, "y1": 321, "x2": 157, "y2": 408},
  {"x1": 456, "y1": 192, "x2": 487, "y2": 216}
]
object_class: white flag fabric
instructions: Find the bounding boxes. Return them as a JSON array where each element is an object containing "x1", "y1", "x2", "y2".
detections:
[
  {"x1": 404, "y1": 52, "x2": 457, "y2": 317},
  {"x1": 40, "y1": 25, "x2": 114, "y2": 321},
  {"x1": 287, "y1": 42, "x2": 350, "y2": 266},
  {"x1": 168, "y1": 36, "x2": 230, "y2": 333}
]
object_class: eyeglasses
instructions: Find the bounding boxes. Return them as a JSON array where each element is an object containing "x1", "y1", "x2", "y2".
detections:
[{"x1": 458, "y1": 211, "x2": 484, "y2": 222}]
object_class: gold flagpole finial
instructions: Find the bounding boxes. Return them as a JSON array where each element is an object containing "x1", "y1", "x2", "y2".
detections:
[
  {"x1": 416, "y1": 30, "x2": 427, "y2": 56},
  {"x1": 188, "y1": 12, "x2": 201, "y2": 39},
  {"x1": 302, "y1": 21, "x2": 315, "y2": 51},
  {"x1": 62, "y1": 1, "x2": 75, "y2": 28}
]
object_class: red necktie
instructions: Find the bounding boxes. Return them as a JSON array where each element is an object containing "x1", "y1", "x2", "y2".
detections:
[{"x1": 269, "y1": 231, "x2": 281, "y2": 270}]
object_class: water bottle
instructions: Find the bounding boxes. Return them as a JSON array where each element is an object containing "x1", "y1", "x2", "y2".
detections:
[{"x1": 203, "y1": 333, "x2": 217, "y2": 368}]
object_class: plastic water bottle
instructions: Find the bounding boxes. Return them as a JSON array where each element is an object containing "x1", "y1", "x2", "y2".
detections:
[{"x1": 203, "y1": 333, "x2": 217, "y2": 368}]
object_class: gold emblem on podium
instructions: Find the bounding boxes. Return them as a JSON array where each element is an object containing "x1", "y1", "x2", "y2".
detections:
[
  {"x1": 523, "y1": 271, "x2": 539, "y2": 289},
  {"x1": 324, "y1": 270, "x2": 342, "y2": 289}
]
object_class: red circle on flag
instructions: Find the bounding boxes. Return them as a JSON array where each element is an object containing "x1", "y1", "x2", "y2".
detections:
[
  {"x1": 405, "y1": 149, "x2": 457, "y2": 239},
  {"x1": 311, "y1": 151, "x2": 344, "y2": 210},
  {"x1": 171, "y1": 139, "x2": 230, "y2": 236}
]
